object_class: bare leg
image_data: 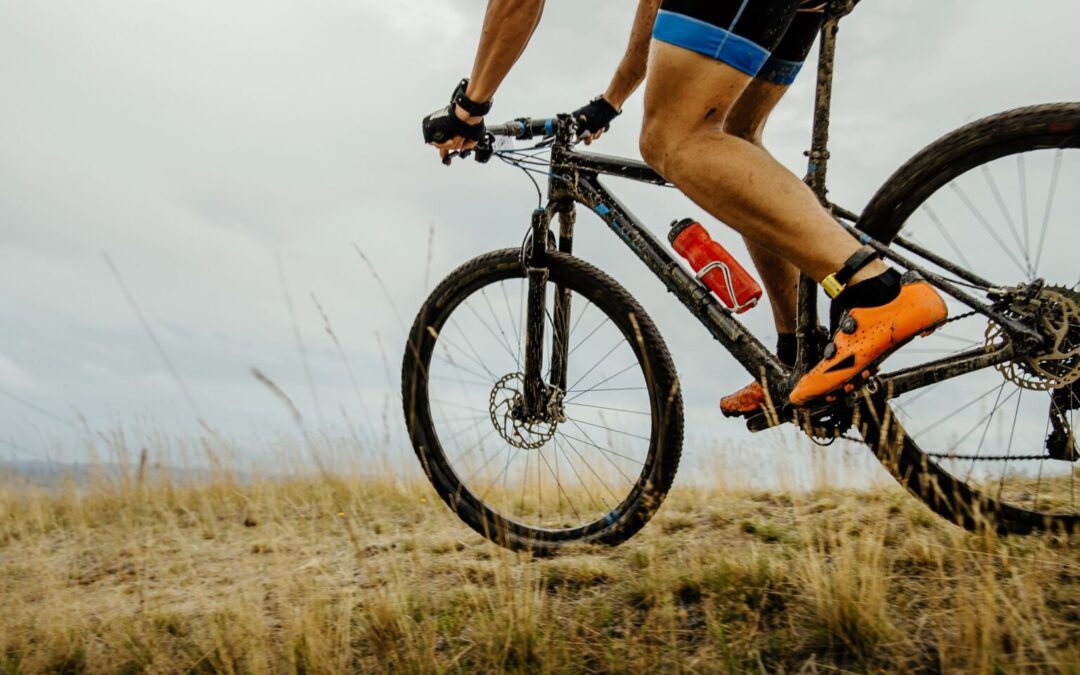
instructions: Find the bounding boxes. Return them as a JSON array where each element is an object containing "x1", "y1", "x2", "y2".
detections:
[
  {"x1": 723, "y1": 78, "x2": 801, "y2": 335},
  {"x1": 639, "y1": 41, "x2": 886, "y2": 285}
]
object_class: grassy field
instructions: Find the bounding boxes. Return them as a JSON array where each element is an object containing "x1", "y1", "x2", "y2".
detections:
[{"x1": 3, "y1": 462, "x2": 1080, "y2": 674}]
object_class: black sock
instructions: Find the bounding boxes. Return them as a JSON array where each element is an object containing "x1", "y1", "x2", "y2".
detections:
[
  {"x1": 829, "y1": 268, "x2": 902, "y2": 332},
  {"x1": 776, "y1": 333, "x2": 797, "y2": 367}
]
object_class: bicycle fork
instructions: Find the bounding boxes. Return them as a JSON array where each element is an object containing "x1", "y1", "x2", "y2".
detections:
[{"x1": 521, "y1": 205, "x2": 575, "y2": 420}]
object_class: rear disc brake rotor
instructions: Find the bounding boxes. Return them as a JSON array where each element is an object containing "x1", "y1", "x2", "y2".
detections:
[{"x1": 986, "y1": 286, "x2": 1080, "y2": 391}]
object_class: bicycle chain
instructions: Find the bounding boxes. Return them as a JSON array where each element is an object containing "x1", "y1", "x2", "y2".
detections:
[
  {"x1": 942, "y1": 308, "x2": 981, "y2": 326},
  {"x1": 924, "y1": 452, "x2": 1052, "y2": 461}
]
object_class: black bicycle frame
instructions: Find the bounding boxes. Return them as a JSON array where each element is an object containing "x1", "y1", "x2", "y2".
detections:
[{"x1": 519, "y1": 0, "x2": 1029, "y2": 423}]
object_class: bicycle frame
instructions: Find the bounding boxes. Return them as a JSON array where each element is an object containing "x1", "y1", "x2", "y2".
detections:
[{"x1": 519, "y1": 0, "x2": 1033, "y2": 426}]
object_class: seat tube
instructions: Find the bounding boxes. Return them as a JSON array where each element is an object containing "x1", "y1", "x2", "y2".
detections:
[
  {"x1": 523, "y1": 208, "x2": 551, "y2": 416},
  {"x1": 796, "y1": 7, "x2": 843, "y2": 370},
  {"x1": 549, "y1": 204, "x2": 575, "y2": 392}
]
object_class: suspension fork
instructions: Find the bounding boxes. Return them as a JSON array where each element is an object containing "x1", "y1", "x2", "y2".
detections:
[
  {"x1": 548, "y1": 204, "x2": 576, "y2": 394},
  {"x1": 523, "y1": 208, "x2": 552, "y2": 417}
]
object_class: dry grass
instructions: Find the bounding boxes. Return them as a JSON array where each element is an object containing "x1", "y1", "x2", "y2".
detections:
[{"x1": 2, "y1": 465, "x2": 1080, "y2": 674}]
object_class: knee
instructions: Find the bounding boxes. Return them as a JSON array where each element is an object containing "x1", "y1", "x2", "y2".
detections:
[{"x1": 639, "y1": 115, "x2": 683, "y2": 174}]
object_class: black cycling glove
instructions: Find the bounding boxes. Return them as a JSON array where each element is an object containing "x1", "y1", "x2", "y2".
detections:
[
  {"x1": 571, "y1": 95, "x2": 621, "y2": 137},
  {"x1": 422, "y1": 105, "x2": 486, "y2": 145},
  {"x1": 422, "y1": 78, "x2": 491, "y2": 145}
]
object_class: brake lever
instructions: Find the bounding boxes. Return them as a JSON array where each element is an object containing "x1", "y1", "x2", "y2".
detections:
[
  {"x1": 441, "y1": 149, "x2": 471, "y2": 166},
  {"x1": 441, "y1": 134, "x2": 494, "y2": 166}
]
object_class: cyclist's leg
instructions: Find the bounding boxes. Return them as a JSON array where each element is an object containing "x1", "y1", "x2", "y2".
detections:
[
  {"x1": 724, "y1": 79, "x2": 800, "y2": 335},
  {"x1": 645, "y1": 1, "x2": 945, "y2": 406},
  {"x1": 717, "y1": 79, "x2": 798, "y2": 417},
  {"x1": 722, "y1": 5, "x2": 826, "y2": 335},
  {"x1": 641, "y1": 44, "x2": 883, "y2": 283}
]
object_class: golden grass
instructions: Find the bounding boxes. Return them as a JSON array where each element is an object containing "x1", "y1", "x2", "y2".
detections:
[{"x1": 2, "y1": 468, "x2": 1080, "y2": 673}]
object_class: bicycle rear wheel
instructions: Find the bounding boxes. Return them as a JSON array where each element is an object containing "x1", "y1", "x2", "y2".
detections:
[
  {"x1": 402, "y1": 248, "x2": 683, "y2": 552},
  {"x1": 858, "y1": 103, "x2": 1080, "y2": 533}
]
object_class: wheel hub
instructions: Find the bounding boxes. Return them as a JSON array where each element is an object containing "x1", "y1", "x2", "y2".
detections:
[{"x1": 489, "y1": 373, "x2": 565, "y2": 450}]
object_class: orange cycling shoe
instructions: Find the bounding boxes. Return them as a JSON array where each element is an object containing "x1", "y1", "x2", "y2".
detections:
[
  {"x1": 789, "y1": 275, "x2": 947, "y2": 406},
  {"x1": 720, "y1": 380, "x2": 766, "y2": 417}
]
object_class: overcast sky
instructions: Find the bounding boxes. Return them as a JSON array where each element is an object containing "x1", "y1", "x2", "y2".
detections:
[{"x1": 2, "y1": 0, "x2": 1078, "y2": 478}]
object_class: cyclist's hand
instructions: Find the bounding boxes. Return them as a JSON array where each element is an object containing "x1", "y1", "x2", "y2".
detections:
[
  {"x1": 422, "y1": 104, "x2": 486, "y2": 162},
  {"x1": 571, "y1": 95, "x2": 621, "y2": 145}
]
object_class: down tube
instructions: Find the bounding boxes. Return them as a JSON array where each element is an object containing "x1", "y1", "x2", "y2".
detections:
[{"x1": 574, "y1": 175, "x2": 786, "y2": 386}]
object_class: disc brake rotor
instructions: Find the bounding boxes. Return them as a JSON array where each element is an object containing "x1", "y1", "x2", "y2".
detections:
[
  {"x1": 489, "y1": 373, "x2": 564, "y2": 450},
  {"x1": 986, "y1": 286, "x2": 1080, "y2": 391}
]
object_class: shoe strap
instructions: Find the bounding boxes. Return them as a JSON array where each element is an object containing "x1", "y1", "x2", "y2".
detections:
[{"x1": 821, "y1": 245, "x2": 879, "y2": 299}]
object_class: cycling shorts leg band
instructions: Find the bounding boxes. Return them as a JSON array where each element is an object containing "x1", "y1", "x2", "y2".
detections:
[
  {"x1": 652, "y1": 10, "x2": 772, "y2": 77},
  {"x1": 654, "y1": 0, "x2": 824, "y2": 85}
]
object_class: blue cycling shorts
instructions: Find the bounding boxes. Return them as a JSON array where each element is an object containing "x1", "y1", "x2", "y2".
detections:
[{"x1": 653, "y1": 0, "x2": 826, "y2": 85}]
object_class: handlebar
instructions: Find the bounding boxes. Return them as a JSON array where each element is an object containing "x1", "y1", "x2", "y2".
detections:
[
  {"x1": 441, "y1": 117, "x2": 559, "y2": 166},
  {"x1": 487, "y1": 117, "x2": 557, "y2": 139}
]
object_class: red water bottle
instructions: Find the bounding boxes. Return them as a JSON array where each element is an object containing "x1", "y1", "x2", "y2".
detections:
[{"x1": 668, "y1": 218, "x2": 762, "y2": 313}]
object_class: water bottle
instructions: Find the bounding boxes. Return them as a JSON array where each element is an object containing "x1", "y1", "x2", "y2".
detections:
[{"x1": 668, "y1": 218, "x2": 763, "y2": 314}]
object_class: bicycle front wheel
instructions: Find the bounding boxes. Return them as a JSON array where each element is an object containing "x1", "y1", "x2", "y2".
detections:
[
  {"x1": 402, "y1": 248, "x2": 683, "y2": 552},
  {"x1": 858, "y1": 103, "x2": 1080, "y2": 533}
]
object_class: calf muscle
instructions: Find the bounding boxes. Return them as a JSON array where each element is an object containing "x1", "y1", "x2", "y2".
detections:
[{"x1": 641, "y1": 41, "x2": 884, "y2": 284}]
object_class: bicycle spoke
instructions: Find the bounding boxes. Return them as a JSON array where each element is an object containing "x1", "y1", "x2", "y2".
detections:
[
  {"x1": 565, "y1": 401, "x2": 651, "y2": 416},
  {"x1": 557, "y1": 430, "x2": 645, "y2": 468},
  {"x1": 479, "y1": 444, "x2": 516, "y2": 503},
  {"x1": 556, "y1": 432, "x2": 620, "y2": 506},
  {"x1": 909, "y1": 381, "x2": 1005, "y2": 437},
  {"x1": 567, "y1": 315, "x2": 611, "y2": 358},
  {"x1": 949, "y1": 182, "x2": 1028, "y2": 277},
  {"x1": 936, "y1": 385, "x2": 1017, "y2": 459},
  {"x1": 996, "y1": 389, "x2": 1024, "y2": 502},
  {"x1": 564, "y1": 362, "x2": 640, "y2": 404},
  {"x1": 430, "y1": 398, "x2": 485, "y2": 413},
  {"x1": 553, "y1": 436, "x2": 605, "y2": 515},
  {"x1": 1017, "y1": 153, "x2": 1030, "y2": 262},
  {"x1": 568, "y1": 299, "x2": 592, "y2": 342},
  {"x1": 464, "y1": 301, "x2": 518, "y2": 364},
  {"x1": 537, "y1": 445, "x2": 582, "y2": 524},
  {"x1": 1032, "y1": 148, "x2": 1063, "y2": 277},
  {"x1": 434, "y1": 324, "x2": 496, "y2": 382},
  {"x1": 981, "y1": 164, "x2": 1030, "y2": 276},
  {"x1": 922, "y1": 204, "x2": 973, "y2": 271},
  {"x1": 565, "y1": 339, "x2": 625, "y2": 395},
  {"x1": 481, "y1": 288, "x2": 519, "y2": 364},
  {"x1": 567, "y1": 416, "x2": 651, "y2": 444},
  {"x1": 462, "y1": 434, "x2": 510, "y2": 486},
  {"x1": 499, "y1": 280, "x2": 523, "y2": 362},
  {"x1": 1035, "y1": 414, "x2": 1050, "y2": 512}
]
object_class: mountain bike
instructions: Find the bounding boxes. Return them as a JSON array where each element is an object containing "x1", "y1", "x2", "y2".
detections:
[{"x1": 403, "y1": 0, "x2": 1080, "y2": 552}]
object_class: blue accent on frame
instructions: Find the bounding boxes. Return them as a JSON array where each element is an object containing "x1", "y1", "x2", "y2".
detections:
[
  {"x1": 544, "y1": 119, "x2": 554, "y2": 136},
  {"x1": 652, "y1": 10, "x2": 770, "y2": 76},
  {"x1": 757, "y1": 56, "x2": 804, "y2": 85},
  {"x1": 594, "y1": 204, "x2": 611, "y2": 216}
]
